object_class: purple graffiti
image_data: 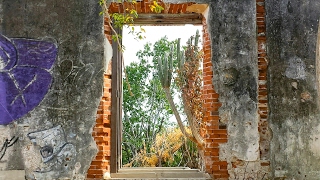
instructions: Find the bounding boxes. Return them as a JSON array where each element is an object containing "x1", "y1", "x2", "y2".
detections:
[{"x1": 0, "y1": 35, "x2": 57, "y2": 125}]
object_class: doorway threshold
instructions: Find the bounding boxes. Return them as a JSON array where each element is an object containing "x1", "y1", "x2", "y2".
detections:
[{"x1": 109, "y1": 167, "x2": 211, "y2": 179}]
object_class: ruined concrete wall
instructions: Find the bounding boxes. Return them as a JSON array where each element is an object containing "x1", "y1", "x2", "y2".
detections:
[
  {"x1": 0, "y1": 0, "x2": 104, "y2": 179},
  {"x1": 266, "y1": 0, "x2": 320, "y2": 179},
  {"x1": 201, "y1": 14, "x2": 229, "y2": 179},
  {"x1": 87, "y1": 18, "x2": 112, "y2": 180},
  {"x1": 209, "y1": 0, "x2": 269, "y2": 179}
]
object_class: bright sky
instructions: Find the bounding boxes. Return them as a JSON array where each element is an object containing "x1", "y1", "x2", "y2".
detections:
[
  {"x1": 122, "y1": 25, "x2": 203, "y2": 65},
  {"x1": 122, "y1": 25, "x2": 203, "y2": 124}
]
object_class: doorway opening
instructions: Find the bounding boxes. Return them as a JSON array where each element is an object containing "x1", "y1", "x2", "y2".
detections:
[{"x1": 105, "y1": 2, "x2": 212, "y2": 179}]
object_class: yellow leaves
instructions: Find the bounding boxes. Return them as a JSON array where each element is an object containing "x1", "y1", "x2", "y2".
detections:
[
  {"x1": 150, "y1": 1, "x2": 164, "y2": 13},
  {"x1": 125, "y1": 126, "x2": 200, "y2": 168},
  {"x1": 132, "y1": 0, "x2": 137, "y2": 4},
  {"x1": 129, "y1": 9, "x2": 138, "y2": 18},
  {"x1": 125, "y1": 16, "x2": 133, "y2": 23},
  {"x1": 150, "y1": 6, "x2": 155, "y2": 12},
  {"x1": 147, "y1": 154, "x2": 158, "y2": 167},
  {"x1": 154, "y1": 128, "x2": 184, "y2": 151},
  {"x1": 129, "y1": 127, "x2": 188, "y2": 167},
  {"x1": 140, "y1": 27, "x2": 146, "y2": 33}
]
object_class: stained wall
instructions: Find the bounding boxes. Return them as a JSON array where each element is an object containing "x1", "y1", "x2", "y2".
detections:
[
  {"x1": 266, "y1": 0, "x2": 320, "y2": 179},
  {"x1": 0, "y1": 0, "x2": 105, "y2": 179},
  {"x1": 2, "y1": 0, "x2": 320, "y2": 179}
]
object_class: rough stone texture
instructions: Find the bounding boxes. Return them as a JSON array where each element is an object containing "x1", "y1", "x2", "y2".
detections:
[
  {"x1": 0, "y1": 0, "x2": 104, "y2": 179},
  {"x1": 208, "y1": 0, "x2": 267, "y2": 178},
  {"x1": 266, "y1": 0, "x2": 320, "y2": 179}
]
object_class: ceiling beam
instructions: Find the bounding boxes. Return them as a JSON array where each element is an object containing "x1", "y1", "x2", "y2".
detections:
[{"x1": 133, "y1": 13, "x2": 203, "y2": 25}]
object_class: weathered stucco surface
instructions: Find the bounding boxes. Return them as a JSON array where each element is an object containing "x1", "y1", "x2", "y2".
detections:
[
  {"x1": 0, "y1": 0, "x2": 104, "y2": 179},
  {"x1": 2, "y1": 0, "x2": 320, "y2": 179},
  {"x1": 208, "y1": 0, "x2": 269, "y2": 179},
  {"x1": 266, "y1": 0, "x2": 320, "y2": 179}
]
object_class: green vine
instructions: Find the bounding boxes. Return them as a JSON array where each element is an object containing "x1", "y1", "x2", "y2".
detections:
[
  {"x1": 99, "y1": 0, "x2": 164, "y2": 95},
  {"x1": 99, "y1": 0, "x2": 164, "y2": 51}
]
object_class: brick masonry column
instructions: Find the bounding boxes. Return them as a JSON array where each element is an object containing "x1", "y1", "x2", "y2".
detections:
[
  {"x1": 257, "y1": 0, "x2": 271, "y2": 168},
  {"x1": 202, "y1": 17, "x2": 229, "y2": 180},
  {"x1": 87, "y1": 74, "x2": 112, "y2": 179},
  {"x1": 208, "y1": 1, "x2": 264, "y2": 179},
  {"x1": 87, "y1": 20, "x2": 112, "y2": 179}
]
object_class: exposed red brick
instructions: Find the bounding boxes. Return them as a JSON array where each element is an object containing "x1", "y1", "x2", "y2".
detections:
[
  {"x1": 201, "y1": 16, "x2": 229, "y2": 179},
  {"x1": 88, "y1": 64, "x2": 112, "y2": 178},
  {"x1": 256, "y1": 0, "x2": 270, "y2": 169},
  {"x1": 90, "y1": 1, "x2": 231, "y2": 179}
]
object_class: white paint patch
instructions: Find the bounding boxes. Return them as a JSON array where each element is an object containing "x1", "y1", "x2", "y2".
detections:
[
  {"x1": 259, "y1": 80, "x2": 267, "y2": 85},
  {"x1": 309, "y1": 124, "x2": 320, "y2": 157},
  {"x1": 22, "y1": 143, "x2": 42, "y2": 172},
  {"x1": 243, "y1": 126, "x2": 260, "y2": 161},
  {"x1": 72, "y1": 162, "x2": 81, "y2": 176},
  {"x1": 0, "y1": 126, "x2": 11, "y2": 170},
  {"x1": 104, "y1": 172, "x2": 111, "y2": 179},
  {"x1": 275, "y1": 170, "x2": 288, "y2": 178},
  {"x1": 243, "y1": 119, "x2": 260, "y2": 161},
  {"x1": 284, "y1": 132, "x2": 295, "y2": 155},
  {"x1": 219, "y1": 143, "x2": 228, "y2": 161},
  {"x1": 202, "y1": 4, "x2": 209, "y2": 25},
  {"x1": 239, "y1": 50, "x2": 248, "y2": 55},
  {"x1": 245, "y1": 142, "x2": 259, "y2": 161},
  {"x1": 0, "y1": 56, "x2": 4, "y2": 69},
  {"x1": 285, "y1": 56, "x2": 306, "y2": 80},
  {"x1": 316, "y1": 20, "x2": 320, "y2": 109},
  {"x1": 104, "y1": 38, "x2": 112, "y2": 73}
]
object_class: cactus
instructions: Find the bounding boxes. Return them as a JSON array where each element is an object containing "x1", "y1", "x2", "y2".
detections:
[
  {"x1": 157, "y1": 45, "x2": 173, "y2": 88},
  {"x1": 157, "y1": 30, "x2": 205, "y2": 149}
]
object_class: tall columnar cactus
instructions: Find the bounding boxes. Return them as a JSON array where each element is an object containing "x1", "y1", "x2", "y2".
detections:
[
  {"x1": 157, "y1": 30, "x2": 205, "y2": 149},
  {"x1": 157, "y1": 45, "x2": 173, "y2": 89}
]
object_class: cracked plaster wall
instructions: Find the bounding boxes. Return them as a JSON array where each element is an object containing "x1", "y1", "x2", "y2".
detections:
[
  {"x1": 208, "y1": 0, "x2": 269, "y2": 179},
  {"x1": 0, "y1": 0, "x2": 105, "y2": 179},
  {"x1": 266, "y1": 0, "x2": 320, "y2": 179},
  {"x1": 4, "y1": 0, "x2": 320, "y2": 179}
]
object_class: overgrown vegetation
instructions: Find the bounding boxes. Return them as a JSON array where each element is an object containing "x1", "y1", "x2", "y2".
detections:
[
  {"x1": 99, "y1": 0, "x2": 165, "y2": 95},
  {"x1": 99, "y1": 0, "x2": 163, "y2": 50},
  {"x1": 123, "y1": 37, "x2": 199, "y2": 168},
  {"x1": 122, "y1": 38, "x2": 175, "y2": 166},
  {"x1": 122, "y1": 32, "x2": 204, "y2": 168},
  {"x1": 157, "y1": 30, "x2": 204, "y2": 148},
  {"x1": 99, "y1": 0, "x2": 204, "y2": 169},
  {"x1": 126, "y1": 127, "x2": 199, "y2": 168}
]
